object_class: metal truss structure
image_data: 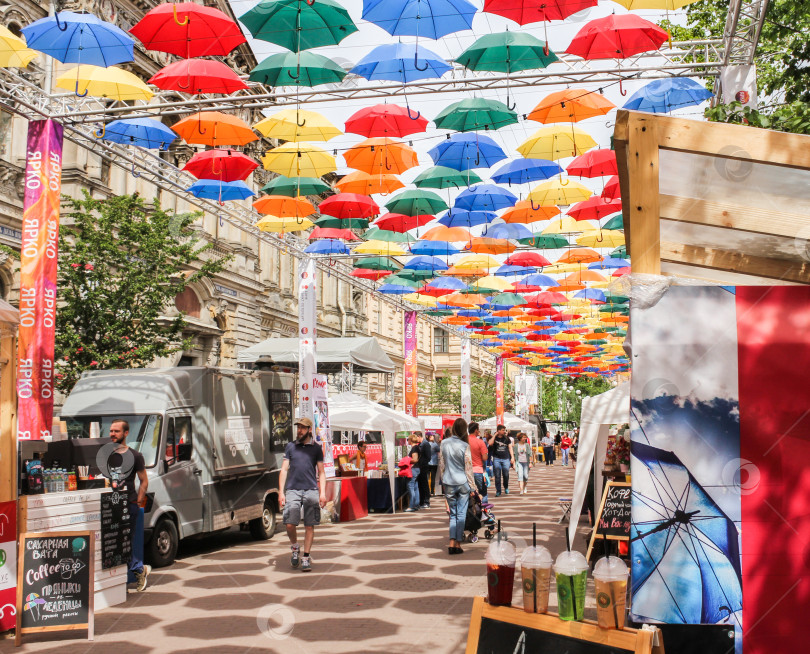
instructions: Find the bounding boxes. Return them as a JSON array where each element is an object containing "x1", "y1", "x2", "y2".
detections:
[{"x1": 723, "y1": 0, "x2": 770, "y2": 66}]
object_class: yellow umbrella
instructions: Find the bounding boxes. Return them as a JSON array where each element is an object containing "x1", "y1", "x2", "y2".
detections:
[
  {"x1": 353, "y1": 240, "x2": 407, "y2": 256},
  {"x1": 454, "y1": 254, "x2": 500, "y2": 270},
  {"x1": 254, "y1": 109, "x2": 342, "y2": 142},
  {"x1": 255, "y1": 216, "x2": 314, "y2": 233},
  {"x1": 542, "y1": 262, "x2": 589, "y2": 274},
  {"x1": 528, "y1": 179, "x2": 593, "y2": 206},
  {"x1": 517, "y1": 126, "x2": 597, "y2": 160},
  {"x1": 541, "y1": 216, "x2": 598, "y2": 234},
  {"x1": 471, "y1": 275, "x2": 513, "y2": 292},
  {"x1": 613, "y1": 0, "x2": 699, "y2": 7},
  {"x1": 402, "y1": 293, "x2": 438, "y2": 307},
  {"x1": 262, "y1": 143, "x2": 336, "y2": 177},
  {"x1": 56, "y1": 65, "x2": 153, "y2": 101},
  {"x1": 576, "y1": 230, "x2": 626, "y2": 248},
  {"x1": 0, "y1": 26, "x2": 37, "y2": 68}
]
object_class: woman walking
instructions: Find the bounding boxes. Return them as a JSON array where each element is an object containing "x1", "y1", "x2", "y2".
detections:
[
  {"x1": 405, "y1": 434, "x2": 422, "y2": 512},
  {"x1": 512, "y1": 433, "x2": 535, "y2": 494},
  {"x1": 427, "y1": 434, "x2": 440, "y2": 495},
  {"x1": 439, "y1": 418, "x2": 476, "y2": 554}
]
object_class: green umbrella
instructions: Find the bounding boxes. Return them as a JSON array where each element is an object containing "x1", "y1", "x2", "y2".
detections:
[
  {"x1": 354, "y1": 256, "x2": 398, "y2": 271},
  {"x1": 604, "y1": 294, "x2": 629, "y2": 303},
  {"x1": 413, "y1": 166, "x2": 482, "y2": 189},
  {"x1": 433, "y1": 98, "x2": 518, "y2": 132},
  {"x1": 610, "y1": 245, "x2": 627, "y2": 258},
  {"x1": 363, "y1": 227, "x2": 416, "y2": 243},
  {"x1": 489, "y1": 292, "x2": 526, "y2": 306},
  {"x1": 602, "y1": 213, "x2": 624, "y2": 230},
  {"x1": 456, "y1": 32, "x2": 558, "y2": 73},
  {"x1": 396, "y1": 269, "x2": 437, "y2": 282},
  {"x1": 383, "y1": 274, "x2": 421, "y2": 289},
  {"x1": 425, "y1": 309, "x2": 454, "y2": 316},
  {"x1": 314, "y1": 216, "x2": 369, "y2": 229},
  {"x1": 262, "y1": 176, "x2": 331, "y2": 197},
  {"x1": 249, "y1": 51, "x2": 347, "y2": 87},
  {"x1": 599, "y1": 304, "x2": 629, "y2": 313},
  {"x1": 519, "y1": 234, "x2": 569, "y2": 249},
  {"x1": 240, "y1": 0, "x2": 358, "y2": 52},
  {"x1": 385, "y1": 189, "x2": 447, "y2": 216}
]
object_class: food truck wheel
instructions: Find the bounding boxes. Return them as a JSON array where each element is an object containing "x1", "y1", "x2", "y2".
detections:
[
  {"x1": 250, "y1": 497, "x2": 277, "y2": 540},
  {"x1": 148, "y1": 517, "x2": 179, "y2": 567}
]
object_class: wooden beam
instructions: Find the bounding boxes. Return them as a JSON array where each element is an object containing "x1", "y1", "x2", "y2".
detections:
[
  {"x1": 0, "y1": 331, "x2": 17, "y2": 503},
  {"x1": 660, "y1": 241, "x2": 810, "y2": 284}
]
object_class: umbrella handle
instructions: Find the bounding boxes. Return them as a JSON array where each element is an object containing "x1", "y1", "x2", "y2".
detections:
[
  {"x1": 619, "y1": 79, "x2": 627, "y2": 97},
  {"x1": 385, "y1": 157, "x2": 393, "y2": 171},
  {"x1": 131, "y1": 161, "x2": 141, "y2": 179},
  {"x1": 530, "y1": 199, "x2": 542, "y2": 211},
  {"x1": 74, "y1": 79, "x2": 88, "y2": 97},
  {"x1": 413, "y1": 52, "x2": 429, "y2": 72},
  {"x1": 197, "y1": 114, "x2": 207, "y2": 135},
  {"x1": 55, "y1": 12, "x2": 69, "y2": 31},
  {"x1": 92, "y1": 124, "x2": 106, "y2": 138},
  {"x1": 296, "y1": 112, "x2": 306, "y2": 127},
  {"x1": 173, "y1": 4, "x2": 189, "y2": 25},
  {"x1": 474, "y1": 150, "x2": 481, "y2": 166}
]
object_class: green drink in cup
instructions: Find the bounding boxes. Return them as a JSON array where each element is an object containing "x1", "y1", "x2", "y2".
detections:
[{"x1": 554, "y1": 550, "x2": 588, "y2": 621}]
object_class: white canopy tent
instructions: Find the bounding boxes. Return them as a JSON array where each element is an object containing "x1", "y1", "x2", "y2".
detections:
[
  {"x1": 568, "y1": 382, "x2": 630, "y2": 546},
  {"x1": 238, "y1": 336, "x2": 395, "y2": 374},
  {"x1": 479, "y1": 413, "x2": 539, "y2": 441},
  {"x1": 327, "y1": 392, "x2": 421, "y2": 513}
]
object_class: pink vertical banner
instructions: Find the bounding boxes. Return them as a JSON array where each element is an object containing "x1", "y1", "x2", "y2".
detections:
[
  {"x1": 17, "y1": 119, "x2": 63, "y2": 441},
  {"x1": 403, "y1": 311, "x2": 417, "y2": 417},
  {"x1": 298, "y1": 257, "x2": 317, "y2": 421},
  {"x1": 495, "y1": 357, "x2": 504, "y2": 425}
]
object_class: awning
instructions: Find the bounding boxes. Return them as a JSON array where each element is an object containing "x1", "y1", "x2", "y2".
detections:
[
  {"x1": 237, "y1": 336, "x2": 395, "y2": 374},
  {"x1": 480, "y1": 412, "x2": 538, "y2": 440}
]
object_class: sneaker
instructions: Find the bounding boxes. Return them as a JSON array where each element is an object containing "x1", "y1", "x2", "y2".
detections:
[
  {"x1": 421, "y1": 504, "x2": 430, "y2": 509},
  {"x1": 505, "y1": 489, "x2": 510, "y2": 495},
  {"x1": 495, "y1": 492, "x2": 501, "y2": 497},
  {"x1": 136, "y1": 564, "x2": 151, "y2": 592},
  {"x1": 405, "y1": 507, "x2": 417, "y2": 512},
  {"x1": 291, "y1": 545, "x2": 300, "y2": 569},
  {"x1": 301, "y1": 556, "x2": 312, "y2": 572}
]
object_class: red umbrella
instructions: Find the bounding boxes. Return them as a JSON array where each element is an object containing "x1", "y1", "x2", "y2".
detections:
[
  {"x1": 566, "y1": 149, "x2": 617, "y2": 178},
  {"x1": 319, "y1": 193, "x2": 380, "y2": 219},
  {"x1": 182, "y1": 149, "x2": 258, "y2": 182},
  {"x1": 130, "y1": 2, "x2": 246, "y2": 58},
  {"x1": 345, "y1": 104, "x2": 428, "y2": 138},
  {"x1": 149, "y1": 59, "x2": 247, "y2": 95},
  {"x1": 525, "y1": 291, "x2": 569, "y2": 306},
  {"x1": 567, "y1": 196, "x2": 622, "y2": 221},
  {"x1": 309, "y1": 227, "x2": 360, "y2": 241},
  {"x1": 417, "y1": 284, "x2": 456, "y2": 297},
  {"x1": 504, "y1": 252, "x2": 552, "y2": 267},
  {"x1": 372, "y1": 213, "x2": 433, "y2": 232},
  {"x1": 484, "y1": 0, "x2": 597, "y2": 24},
  {"x1": 566, "y1": 14, "x2": 668, "y2": 60},
  {"x1": 602, "y1": 175, "x2": 620, "y2": 200},
  {"x1": 351, "y1": 268, "x2": 391, "y2": 280}
]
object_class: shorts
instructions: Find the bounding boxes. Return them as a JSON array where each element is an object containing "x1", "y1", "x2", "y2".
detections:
[
  {"x1": 282, "y1": 489, "x2": 321, "y2": 527},
  {"x1": 516, "y1": 462, "x2": 530, "y2": 482}
]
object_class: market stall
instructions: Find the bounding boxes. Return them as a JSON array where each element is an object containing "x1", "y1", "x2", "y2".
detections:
[{"x1": 479, "y1": 412, "x2": 539, "y2": 441}]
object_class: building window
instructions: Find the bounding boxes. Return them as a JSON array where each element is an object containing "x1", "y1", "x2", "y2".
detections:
[
  {"x1": 434, "y1": 327, "x2": 449, "y2": 353},
  {"x1": 175, "y1": 287, "x2": 201, "y2": 318}
]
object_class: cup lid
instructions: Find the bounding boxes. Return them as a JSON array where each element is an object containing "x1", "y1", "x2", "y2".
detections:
[
  {"x1": 554, "y1": 550, "x2": 588, "y2": 575},
  {"x1": 593, "y1": 555, "x2": 628, "y2": 580},
  {"x1": 486, "y1": 539, "x2": 516, "y2": 565},
  {"x1": 520, "y1": 545, "x2": 552, "y2": 568}
]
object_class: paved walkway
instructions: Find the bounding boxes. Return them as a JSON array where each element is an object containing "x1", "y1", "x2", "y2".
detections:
[{"x1": 11, "y1": 463, "x2": 591, "y2": 653}]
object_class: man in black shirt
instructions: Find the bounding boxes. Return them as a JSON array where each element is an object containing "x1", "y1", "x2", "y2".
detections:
[
  {"x1": 417, "y1": 432, "x2": 432, "y2": 508},
  {"x1": 487, "y1": 424, "x2": 514, "y2": 497},
  {"x1": 109, "y1": 419, "x2": 150, "y2": 591}
]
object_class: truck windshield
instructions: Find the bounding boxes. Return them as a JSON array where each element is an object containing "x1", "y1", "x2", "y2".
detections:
[{"x1": 62, "y1": 414, "x2": 163, "y2": 468}]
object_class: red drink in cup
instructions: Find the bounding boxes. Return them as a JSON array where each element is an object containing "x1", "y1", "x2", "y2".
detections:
[{"x1": 486, "y1": 540, "x2": 516, "y2": 606}]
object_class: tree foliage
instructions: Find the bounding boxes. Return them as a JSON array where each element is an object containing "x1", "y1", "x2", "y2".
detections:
[
  {"x1": 56, "y1": 193, "x2": 228, "y2": 393},
  {"x1": 419, "y1": 372, "x2": 514, "y2": 418},
  {"x1": 539, "y1": 375, "x2": 612, "y2": 424}
]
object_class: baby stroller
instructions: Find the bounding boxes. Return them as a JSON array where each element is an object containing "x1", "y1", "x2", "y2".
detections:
[{"x1": 465, "y1": 493, "x2": 497, "y2": 543}]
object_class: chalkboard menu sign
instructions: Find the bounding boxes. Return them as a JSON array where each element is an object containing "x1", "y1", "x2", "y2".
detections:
[
  {"x1": 15, "y1": 531, "x2": 94, "y2": 645},
  {"x1": 101, "y1": 491, "x2": 131, "y2": 569},
  {"x1": 587, "y1": 482, "x2": 631, "y2": 560}
]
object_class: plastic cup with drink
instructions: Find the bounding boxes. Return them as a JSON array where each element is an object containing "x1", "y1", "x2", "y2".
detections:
[
  {"x1": 593, "y1": 555, "x2": 629, "y2": 629},
  {"x1": 520, "y1": 544, "x2": 552, "y2": 613},
  {"x1": 486, "y1": 539, "x2": 516, "y2": 606},
  {"x1": 554, "y1": 550, "x2": 588, "y2": 621}
]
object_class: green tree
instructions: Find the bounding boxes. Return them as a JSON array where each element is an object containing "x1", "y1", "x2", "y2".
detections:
[
  {"x1": 418, "y1": 372, "x2": 514, "y2": 418},
  {"x1": 56, "y1": 193, "x2": 228, "y2": 393},
  {"x1": 539, "y1": 375, "x2": 612, "y2": 424}
]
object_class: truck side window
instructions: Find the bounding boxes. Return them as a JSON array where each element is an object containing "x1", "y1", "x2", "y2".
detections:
[{"x1": 167, "y1": 416, "x2": 193, "y2": 462}]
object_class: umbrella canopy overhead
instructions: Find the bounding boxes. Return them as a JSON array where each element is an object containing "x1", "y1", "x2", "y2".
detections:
[
  {"x1": 56, "y1": 65, "x2": 152, "y2": 100},
  {"x1": 567, "y1": 149, "x2": 618, "y2": 177},
  {"x1": 149, "y1": 58, "x2": 247, "y2": 94},
  {"x1": 456, "y1": 31, "x2": 558, "y2": 73},
  {"x1": 253, "y1": 195, "x2": 316, "y2": 217},
  {"x1": 262, "y1": 143, "x2": 336, "y2": 177},
  {"x1": 413, "y1": 166, "x2": 482, "y2": 189},
  {"x1": 455, "y1": 184, "x2": 517, "y2": 211},
  {"x1": 350, "y1": 42, "x2": 452, "y2": 82},
  {"x1": 261, "y1": 176, "x2": 331, "y2": 197},
  {"x1": 529, "y1": 88, "x2": 616, "y2": 123},
  {"x1": 254, "y1": 109, "x2": 342, "y2": 142},
  {"x1": 186, "y1": 179, "x2": 254, "y2": 201},
  {"x1": 0, "y1": 26, "x2": 37, "y2": 68},
  {"x1": 345, "y1": 104, "x2": 429, "y2": 138},
  {"x1": 528, "y1": 179, "x2": 592, "y2": 206},
  {"x1": 183, "y1": 149, "x2": 259, "y2": 182},
  {"x1": 433, "y1": 98, "x2": 518, "y2": 132},
  {"x1": 491, "y1": 158, "x2": 562, "y2": 185},
  {"x1": 173, "y1": 111, "x2": 258, "y2": 147},
  {"x1": 336, "y1": 171, "x2": 404, "y2": 195},
  {"x1": 249, "y1": 51, "x2": 347, "y2": 87},
  {"x1": 483, "y1": 0, "x2": 597, "y2": 24},
  {"x1": 99, "y1": 118, "x2": 177, "y2": 150},
  {"x1": 320, "y1": 193, "x2": 380, "y2": 219},
  {"x1": 518, "y1": 125, "x2": 597, "y2": 160},
  {"x1": 623, "y1": 78, "x2": 714, "y2": 113},
  {"x1": 386, "y1": 189, "x2": 448, "y2": 216},
  {"x1": 362, "y1": 0, "x2": 477, "y2": 39},
  {"x1": 344, "y1": 138, "x2": 419, "y2": 175},
  {"x1": 256, "y1": 216, "x2": 315, "y2": 233},
  {"x1": 428, "y1": 133, "x2": 507, "y2": 170},
  {"x1": 566, "y1": 14, "x2": 669, "y2": 60}
]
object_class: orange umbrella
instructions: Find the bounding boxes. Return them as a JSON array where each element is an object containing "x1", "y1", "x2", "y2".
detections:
[
  {"x1": 420, "y1": 226, "x2": 472, "y2": 242},
  {"x1": 466, "y1": 237, "x2": 516, "y2": 254},
  {"x1": 493, "y1": 308, "x2": 528, "y2": 317},
  {"x1": 172, "y1": 111, "x2": 258, "y2": 146},
  {"x1": 500, "y1": 201, "x2": 560, "y2": 224},
  {"x1": 557, "y1": 248, "x2": 602, "y2": 264},
  {"x1": 343, "y1": 138, "x2": 418, "y2": 175},
  {"x1": 444, "y1": 316, "x2": 471, "y2": 325},
  {"x1": 564, "y1": 269, "x2": 607, "y2": 284},
  {"x1": 335, "y1": 171, "x2": 404, "y2": 195},
  {"x1": 253, "y1": 195, "x2": 315, "y2": 217},
  {"x1": 528, "y1": 89, "x2": 616, "y2": 124},
  {"x1": 443, "y1": 266, "x2": 488, "y2": 277},
  {"x1": 440, "y1": 293, "x2": 479, "y2": 308},
  {"x1": 555, "y1": 282, "x2": 586, "y2": 292}
]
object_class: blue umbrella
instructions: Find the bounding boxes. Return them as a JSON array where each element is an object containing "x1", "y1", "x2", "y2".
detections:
[
  {"x1": 490, "y1": 159, "x2": 562, "y2": 185},
  {"x1": 22, "y1": 11, "x2": 134, "y2": 67},
  {"x1": 404, "y1": 255, "x2": 448, "y2": 271},
  {"x1": 186, "y1": 180, "x2": 255, "y2": 201},
  {"x1": 588, "y1": 257, "x2": 630, "y2": 269},
  {"x1": 100, "y1": 118, "x2": 177, "y2": 150},
  {"x1": 623, "y1": 78, "x2": 713, "y2": 114},
  {"x1": 482, "y1": 221, "x2": 533, "y2": 240},
  {"x1": 362, "y1": 0, "x2": 477, "y2": 39},
  {"x1": 494, "y1": 264, "x2": 536, "y2": 277},
  {"x1": 481, "y1": 316, "x2": 510, "y2": 324},
  {"x1": 457, "y1": 309, "x2": 489, "y2": 317},
  {"x1": 409, "y1": 240, "x2": 461, "y2": 256},
  {"x1": 515, "y1": 273, "x2": 559, "y2": 288},
  {"x1": 455, "y1": 184, "x2": 517, "y2": 211},
  {"x1": 437, "y1": 208, "x2": 495, "y2": 229},
  {"x1": 350, "y1": 42, "x2": 451, "y2": 83},
  {"x1": 378, "y1": 283, "x2": 416, "y2": 294},
  {"x1": 428, "y1": 133, "x2": 507, "y2": 171},
  {"x1": 424, "y1": 276, "x2": 466, "y2": 292},
  {"x1": 304, "y1": 239, "x2": 350, "y2": 255},
  {"x1": 574, "y1": 288, "x2": 606, "y2": 303}
]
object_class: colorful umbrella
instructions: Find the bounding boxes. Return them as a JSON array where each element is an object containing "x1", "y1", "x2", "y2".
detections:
[
  {"x1": 505, "y1": 252, "x2": 552, "y2": 267},
  {"x1": 404, "y1": 255, "x2": 449, "y2": 271},
  {"x1": 602, "y1": 175, "x2": 620, "y2": 200},
  {"x1": 363, "y1": 0, "x2": 477, "y2": 38},
  {"x1": 249, "y1": 51, "x2": 347, "y2": 87},
  {"x1": 623, "y1": 78, "x2": 713, "y2": 113},
  {"x1": 513, "y1": 274, "x2": 559, "y2": 291},
  {"x1": 173, "y1": 112, "x2": 258, "y2": 147},
  {"x1": 262, "y1": 143, "x2": 336, "y2": 177},
  {"x1": 253, "y1": 195, "x2": 315, "y2": 217},
  {"x1": 566, "y1": 14, "x2": 669, "y2": 60},
  {"x1": 99, "y1": 117, "x2": 177, "y2": 149},
  {"x1": 363, "y1": 227, "x2": 415, "y2": 243},
  {"x1": 518, "y1": 126, "x2": 597, "y2": 160},
  {"x1": 183, "y1": 149, "x2": 259, "y2": 182},
  {"x1": 345, "y1": 104, "x2": 428, "y2": 138},
  {"x1": 261, "y1": 176, "x2": 331, "y2": 197},
  {"x1": 256, "y1": 216, "x2": 314, "y2": 233},
  {"x1": 542, "y1": 216, "x2": 598, "y2": 234},
  {"x1": 420, "y1": 225, "x2": 472, "y2": 242},
  {"x1": 428, "y1": 133, "x2": 507, "y2": 171},
  {"x1": 344, "y1": 138, "x2": 418, "y2": 175},
  {"x1": 438, "y1": 208, "x2": 496, "y2": 229},
  {"x1": 23, "y1": 11, "x2": 134, "y2": 67},
  {"x1": 483, "y1": 0, "x2": 597, "y2": 23},
  {"x1": 500, "y1": 200, "x2": 559, "y2": 223},
  {"x1": 613, "y1": 0, "x2": 701, "y2": 9},
  {"x1": 456, "y1": 31, "x2": 558, "y2": 73},
  {"x1": 467, "y1": 237, "x2": 516, "y2": 254},
  {"x1": 239, "y1": 0, "x2": 358, "y2": 52},
  {"x1": 56, "y1": 65, "x2": 152, "y2": 100},
  {"x1": 589, "y1": 256, "x2": 629, "y2": 269},
  {"x1": 455, "y1": 184, "x2": 517, "y2": 212},
  {"x1": 149, "y1": 58, "x2": 247, "y2": 94},
  {"x1": 320, "y1": 193, "x2": 380, "y2": 219},
  {"x1": 350, "y1": 42, "x2": 452, "y2": 82},
  {"x1": 601, "y1": 214, "x2": 624, "y2": 231},
  {"x1": 353, "y1": 240, "x2": 408, "y2": 256},
  {"x1": 305, "y1": 239, "x2": 350, "y2": 255},
  {"x1": 373, "y1": 213, "x2": 433, "y2": 232},
  {"x1": 314, "y1": 217, "x2": 369, "y2": 230},
  {"x1": 528, "y1": 88, "x2": 616, "y2": 123},
  {"x1": 575, "y1": 230, "x2": 626, "y2": 248},
  {"x1": 336, "y1": 171, "x2": 404, "y2": 195},
  {"x1": 567, "y1": 149, "x2": 617, "y2": 178},
  {"x1": 557, "y1": 247, "x2": 602, "y2": 264},
  {"x1": 482, "y1": 221, "x2": 534, "y2": 240},
  {"x1": 352, "y1": 268, "x2": 392, "y2": 280},
  {"x1": 413, "y1": 166, "x2": 481, "y2": 189},
  {"x1": 420, "y1": 277, "x2": 467, "y2": 296},
  {"x1": 253, "y1": 109, "x2": 342, "y2": 142},
  {"x1": 0, "y1": 26, "x2": 37, "y2": 68},
  {"x1": 568, "y1": 196, "x2": 622, "y2": 221},
  {"x1": 186, "y1": 179, "x2": 254, "y2": 201},
  {"x1": 311, "y1": 227, "x2": 361, "y2": 241},
  {"x1": 409, "y1": 240, "x2": 461, "y2": 256},
  {"x1": 385, "y1": 189, "x2": 448, "y2": 216},
  {"x1": 528, "y1": 179, "x2": 592, "y2": 206},
  {"x1": 130, "y1": 2, "x2": 245, "y2": 58},
  {"x1": 433, "y1": 98, "x2": 518, "y2": 132},
  {"x1": 354, "y1": 256, "x2": 399, "y2": 271},
  {"x1": 490, "y1": 158, "x2": 562, "y2": 185}
]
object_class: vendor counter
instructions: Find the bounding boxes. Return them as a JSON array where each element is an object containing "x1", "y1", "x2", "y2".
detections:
[{"x1": 325, "y1": 476, "x2": 410, "y2": 521}]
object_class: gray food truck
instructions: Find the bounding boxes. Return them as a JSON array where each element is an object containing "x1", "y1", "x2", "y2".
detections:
[{"x1": 58, "y1": 366, "x2": 295, "y2": 567}]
